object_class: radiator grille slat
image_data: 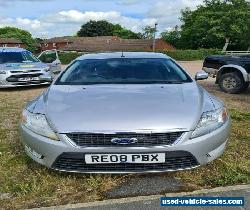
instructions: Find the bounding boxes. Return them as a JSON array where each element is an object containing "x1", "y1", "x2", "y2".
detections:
[
  {"x1": 6, "y1": 73, "x2": 43, "y2": 84},
  {"x1": 52, "y1": 151, "x2": 199, "y2": 172},
  {"x1": 10, "y1": 70, "x2": 41, "y2": 73},
  {"x1": 66, "y1": 132, "x2": 184, "y2": 147}
]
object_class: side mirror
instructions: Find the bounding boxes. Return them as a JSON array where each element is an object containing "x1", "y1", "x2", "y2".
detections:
[
  {"x1": 39, "y1": 75, "x2": 53, "y2": 82},
  {"x1": 195, "y1": 71, "x2": 208, "y2": 80},
  {"x1": 52, "y1": 59, "x2": 61, "y2": 66}
]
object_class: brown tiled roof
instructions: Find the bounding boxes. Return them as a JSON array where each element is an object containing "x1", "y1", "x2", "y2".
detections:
[
  {"x1": 55, "y1": 36, "x2": 175, "y2": 52},
  {"x1": 43, "y1": 36, "x2": 118, "y2": 43},
  {"x1": 0, "y1": 38, "x2": 23, "y2": 44},
  {"x1": 61, "y1": 38, "x2": 150, "y2": 52},
  {"x1": 42, "y1": 36, "x2": 74, "y2": 43}
]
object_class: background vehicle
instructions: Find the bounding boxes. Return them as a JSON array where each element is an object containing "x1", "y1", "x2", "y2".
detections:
[
  {"x1": 38, "y1": 49, "x2": 62, "y2": 75},
  {"x1": 0, "y1": 47, "x2": 61, "y2": 88},
  {"x1": 202, "y1": 55, "x2": 250, "y2": 94}
]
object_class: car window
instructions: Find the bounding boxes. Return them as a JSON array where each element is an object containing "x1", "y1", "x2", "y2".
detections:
[
  {"x1": 0, "y1": 51, "x2": 39, "y2": 64},
  {"x1": 239, "y1": 55, "x2": 250, "y2": 59},
  {"x1": 39, "y1": 51, "x2": 57, "y2": 63},
  {"x1": 57, "y1": 58, "x2": 192, "y2": 85}
]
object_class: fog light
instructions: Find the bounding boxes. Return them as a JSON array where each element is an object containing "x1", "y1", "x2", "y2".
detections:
[{"x1": 25, "y1": 145, "x2": 44, "y2": 159}]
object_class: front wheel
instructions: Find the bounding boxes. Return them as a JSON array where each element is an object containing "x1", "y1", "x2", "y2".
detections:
[{"x1": 218, "y1": 72, "x2": 248, "y2": 94}]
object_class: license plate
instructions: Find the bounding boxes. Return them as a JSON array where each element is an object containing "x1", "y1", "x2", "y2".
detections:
[
  {"x1": 18, "y1": 77, "x2": 39, "y2": 81},
  {"x1": 85, "y1": 153, "x2": 165, "y2": 164}
]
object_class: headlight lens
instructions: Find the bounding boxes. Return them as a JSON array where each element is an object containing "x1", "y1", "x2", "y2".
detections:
[
  {"x1": 0, "y1": 70, "x2": 6, "y2": 74},
  {"x1": 21, "y1": 109, "x2": 59, "y2": 141},
  {"x1": 190, "y1": 107, "x2": 228, "y2": 139}
]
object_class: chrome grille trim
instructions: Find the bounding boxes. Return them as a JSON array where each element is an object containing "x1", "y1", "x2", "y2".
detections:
[
  {"x1": 65, "y1": 132, "x2": 184, "y2": 147},
  {"x1": 6, "y1": 73, "x2": 43, "y2": 84},
  {"x1": 10, "y1": 70, "x2": 41, "y2": 73},
  {"x1": 52, "y1": 151, "x2": 199, "y2": 173}
]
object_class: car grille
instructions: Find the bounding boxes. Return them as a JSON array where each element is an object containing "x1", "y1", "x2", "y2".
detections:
[
  {"x1": 6, "y1": 73, "x2": 43, "y2": 83},
  {"x1": 52, "y1": 151, "x2": 199, "y2": 172},
  {"x1": 10, "y1": 70, "x2": 41, "y2": 73},
  {"x1": 66, "y1": 132, "x2": 184, "y2": 147}
]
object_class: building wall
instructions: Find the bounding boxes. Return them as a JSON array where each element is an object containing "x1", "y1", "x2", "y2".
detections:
[
  {"x1": 41, "y1": 38, "x2": 175, "y2": 52},
  {"x1": 0, "y1": 43, "x2": 26, "y2": 48},
  {"x1": 41, "y1": 42, "x2": 71, "y2": 51},
  {"x1": 155, "y1": 39, "x2": 176, "y2": 51}
]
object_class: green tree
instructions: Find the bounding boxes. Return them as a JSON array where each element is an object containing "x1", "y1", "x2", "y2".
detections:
[
  {"x1": 113, "y1": 28, "x2": 140, "y2": 39},
  {"x1": 161, "y1": 26, "x2": 183, "y2": 48},
  {"x1": 0, "y1": 27, "x2": 37, "y2": 52},
  {"x1": 77, "y1": 20, "x2": 114, "y2": 37},
  {"x1": 179, "y1": 0, "x2": 250, "y2": 50},
  {"x1": 112, "y1": 24, "x2": 140, "y2": 39},
  {"x1": 77, "y1": 20, "x2": 140, "y2": 39},
  {"x1": 140, "y1": 26, "x2": 157, "y2": 39}
]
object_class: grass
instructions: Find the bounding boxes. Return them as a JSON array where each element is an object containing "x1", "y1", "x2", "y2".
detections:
[
  {"x1": 175, "y1": 108, "x2": 250, "y2": 188},
  {"x1": 0, "y1": 84, "x2": 249, "y2": 209}
]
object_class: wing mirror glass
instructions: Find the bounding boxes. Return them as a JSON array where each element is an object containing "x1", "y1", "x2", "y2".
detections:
[{"x1": 195, "y1": 71, "x2": 208, "y2": 80}]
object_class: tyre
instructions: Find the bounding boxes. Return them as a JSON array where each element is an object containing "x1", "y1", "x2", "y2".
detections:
[{"x1": 218, "y1": 72, "x2": 248, "y2": 94}]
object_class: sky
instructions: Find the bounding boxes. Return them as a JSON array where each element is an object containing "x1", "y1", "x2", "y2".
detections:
[{"x1": 0, "y1": 0, "x2": 204, "y2": 38}]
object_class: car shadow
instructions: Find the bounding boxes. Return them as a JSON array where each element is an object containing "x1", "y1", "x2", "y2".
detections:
[{"x1": 0, "y1": 84, "x2": 50, "y2": 92}]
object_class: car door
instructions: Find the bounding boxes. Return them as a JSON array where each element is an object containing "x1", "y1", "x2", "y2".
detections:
[
  {"x1": 38, "y1": 50, "x2": 62, "y2": 75},
  {"x1": 240, "y1": 55, "x2": 250, "y2": 73}
]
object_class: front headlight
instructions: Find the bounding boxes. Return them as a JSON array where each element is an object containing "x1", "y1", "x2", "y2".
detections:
[
  {"x1": 190, "y1": 107, "x2": 228, "y2": 139},
  {"x1": 21, "y1": 109, "x2": 59, "y2": 141},
  {"x1": 0, "y1": 71, "x2": 6, "y2": 74}
]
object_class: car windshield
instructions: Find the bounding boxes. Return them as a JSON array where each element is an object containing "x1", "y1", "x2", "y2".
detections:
[
  {"x1": 0, "y1": 51, "x2": 39, "y2": 64},
  {"x1": 56, "y1": 58, "x2": 192, "y2": 85}
]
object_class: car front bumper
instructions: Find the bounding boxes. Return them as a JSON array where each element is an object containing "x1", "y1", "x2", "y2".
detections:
[
  {"x1": 20, "y1": 119, "x2": 231, "y2": 173},
  {"x1": 0, "y1": 82, "x2": 51, "y2": 88}
]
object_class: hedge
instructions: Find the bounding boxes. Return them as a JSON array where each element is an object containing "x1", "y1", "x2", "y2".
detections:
[
  {"x1": 58, "y1": 49, "x2": 225, "y2": 64},
  {"x1": 58, "y1": 52, "x2": 83, "y2": 64},
  {"x1": 160, "y1": 49, "x2": 225, "y2": 61}
]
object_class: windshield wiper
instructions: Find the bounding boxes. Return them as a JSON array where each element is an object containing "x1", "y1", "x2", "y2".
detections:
[
  {"x1": 163, "y1": 81, "x2": 186, "y2": 84},
  {"x1": 22, "y1": 61, "x2": 33, "y2": 63},
  {"x1": 56, "y1": 80, "x2": 189, "y2": 86},
  {"x1": 140, "y1": 80, "x2": 187, "y2": 84}
]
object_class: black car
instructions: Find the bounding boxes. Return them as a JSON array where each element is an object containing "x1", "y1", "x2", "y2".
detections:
[{"x1": 202, "y1": 54, "x2": 250, "y2": 93}]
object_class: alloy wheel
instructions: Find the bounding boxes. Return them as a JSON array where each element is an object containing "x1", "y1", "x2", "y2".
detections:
[{"x1": 222, "y1": 77, "x2": 237, "y2": 90}]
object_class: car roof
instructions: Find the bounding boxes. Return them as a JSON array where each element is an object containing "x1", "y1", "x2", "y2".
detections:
[
  {"x1": 0, "y1": 47, "x2": 28, "y2": 53},
  {"x1": 77, "y1": 52, "x2": 170, "y2": 60}
]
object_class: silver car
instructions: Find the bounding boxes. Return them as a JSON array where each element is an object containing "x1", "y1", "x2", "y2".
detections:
[
  {"x1": 0, "y1": 47, "x2": 60, "y2": 88},
  {"x1": 20, "y1": 52, "x2": 231, "y2": 173}
]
